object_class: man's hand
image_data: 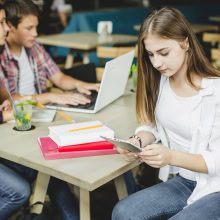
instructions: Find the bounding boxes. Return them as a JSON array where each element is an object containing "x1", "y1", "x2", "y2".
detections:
[
  {"x1": 51, "y1": 92, "x2": 92, "y2": 106},
  {"x1": 75, "y1": 81, "x2": 100, "y2": 95}
]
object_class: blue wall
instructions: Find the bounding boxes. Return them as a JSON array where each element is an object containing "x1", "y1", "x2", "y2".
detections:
[{"x1": 52, "y1": 4, "x2": 220, "y2": 64}]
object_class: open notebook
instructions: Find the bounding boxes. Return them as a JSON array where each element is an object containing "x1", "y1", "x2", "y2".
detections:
[
  {"x1": 8, "y1": 109, "x2": 56, "y2": 123},
  {"x1": 45, "y1": 50, "x2": 135, "y2": 113}
]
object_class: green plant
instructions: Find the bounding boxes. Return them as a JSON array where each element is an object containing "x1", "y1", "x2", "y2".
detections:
[{"x1": 130, "y1": 63, "x2": 137, "y2": 89}]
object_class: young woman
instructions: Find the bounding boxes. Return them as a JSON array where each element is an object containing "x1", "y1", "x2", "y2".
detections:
[
  {"x1": 112, "y1": 7, "x2": 220, "y2": 220},
  {"x1": 0, "y1": 3, "x2": 31, "y2": 220}
]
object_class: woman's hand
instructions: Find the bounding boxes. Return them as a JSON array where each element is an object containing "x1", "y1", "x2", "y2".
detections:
[
  {"x1": 0, "y1": 100, "x2": 11, "y2": 111},
  {"x1": 138, "y1": 144, "x2": 173, "y2": 168},
  {"x1": 117, "y1": 138, "x2": 140, "y2": 162},
  {"x1": 117, "y1": 146, "x2": 139, "y2": 162}
]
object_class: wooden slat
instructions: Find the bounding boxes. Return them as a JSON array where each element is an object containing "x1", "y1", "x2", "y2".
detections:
[
  {"x1": 211, "y1": 48, "x2": 220, "y2": 60},
  {"x1": 203, "y1": 33, "x2": 220, "y2": 46},
  {"x1": 97, "y1": 46, "x2": 137, "y2": 58}
]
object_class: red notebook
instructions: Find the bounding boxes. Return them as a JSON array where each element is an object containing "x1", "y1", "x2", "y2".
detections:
[
  {"x1": 37, "y1": 137, "x2": 118, "y2": 160},
  {"x1": 59, "y1": 141, "x2": 113, "y2": 152}
]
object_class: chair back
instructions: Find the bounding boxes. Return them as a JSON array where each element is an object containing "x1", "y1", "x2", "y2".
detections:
[{"x1": 96, "y1": 46, "x2": 137, "y2": 80}]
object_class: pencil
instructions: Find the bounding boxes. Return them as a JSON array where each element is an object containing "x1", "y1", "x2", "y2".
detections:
[
  {"x1": 69, "y1": 124, "x2": 103, "y2": 132},
  {"x1": 37, "y1": 103, "x2": 45, "y2": 108},
  {"x1": 57, "y1": 111, "x2": 75, "y2": 122},
  {"x1": 22, "y1": 96, "x2": 45, "y2": 108}
]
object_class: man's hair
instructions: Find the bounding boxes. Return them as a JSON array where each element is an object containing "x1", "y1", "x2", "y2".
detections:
[
  {"x1": 0, "y1": 3, "x2": 4, "y2": 11},
  {"x1": 3, "y1": 0, "x2": 39, "y2": 28}
]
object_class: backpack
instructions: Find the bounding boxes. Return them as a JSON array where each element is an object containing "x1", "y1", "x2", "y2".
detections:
[{"x1": 15, "y1": 202, "x2": 49, "y2": 220}]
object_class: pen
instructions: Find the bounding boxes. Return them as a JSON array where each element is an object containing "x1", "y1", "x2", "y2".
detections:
[
  {"x1": 69, "y1": 124, "x2": 103, "y2": 132},
  {"x1": 57, "y1": 111, "x2": 75, "y2": 123}
]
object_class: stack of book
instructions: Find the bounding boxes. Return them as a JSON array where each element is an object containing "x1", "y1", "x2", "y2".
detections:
[{"x1": 37, "y1": 121, "x2": 118, "y2": 160}]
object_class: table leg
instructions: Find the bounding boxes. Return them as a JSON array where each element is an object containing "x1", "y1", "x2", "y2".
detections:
[
  {"x1": 30, "y1": 172, "x2": 50, "y2": 214},
  {"x1": 80, "y1": 188, "x2": 90, "y2": 220},
  {"x1": 114, "y1": 174, "x2": 128, "y2": 200},
  {"x1": 83, "y1": 52, "x2": 89, "y2": 64},
  {"x1": 65, "y1": 49, "x2": 75, "y2": 69}
]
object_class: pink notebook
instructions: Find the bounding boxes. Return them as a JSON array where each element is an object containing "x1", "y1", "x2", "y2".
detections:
[{"x1": 37, "y1": 137, "x2": 118, "y2": 160}]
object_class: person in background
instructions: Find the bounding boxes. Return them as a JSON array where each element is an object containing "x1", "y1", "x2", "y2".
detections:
[
  {"x1": 33, "y1": 0, "x2": 71, "y2": 34},
  {"x1": 50, "y1": 0, "x2": 71, "y2": 28},
  {"x1": 0, "y1": 3, "x2": 32, "y2": 220},
  {"x1": 112, "y1": 7, "x2": 220, "y2": 220},
  {"x1": 0, "y1": 0, "x2": 99, "y2": 106}
]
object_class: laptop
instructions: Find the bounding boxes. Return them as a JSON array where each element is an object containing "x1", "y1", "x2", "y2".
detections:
[{"x1": 46, "y1": 50, "x2": 135, "y2": 113}]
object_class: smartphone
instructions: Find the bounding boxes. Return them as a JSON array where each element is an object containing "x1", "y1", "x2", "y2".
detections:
[{"x1": 100, "y1": 136, "x2": 142, "y2": 152}]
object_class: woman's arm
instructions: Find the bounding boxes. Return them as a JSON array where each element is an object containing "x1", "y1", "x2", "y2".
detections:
[{"x1": 138, "y1": 144, "x2": 208, "y2": 173}]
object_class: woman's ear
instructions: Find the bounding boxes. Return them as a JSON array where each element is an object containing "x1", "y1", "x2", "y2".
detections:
[{"x1": 183, "y1": 37, "x2": 189, "y2": 50}]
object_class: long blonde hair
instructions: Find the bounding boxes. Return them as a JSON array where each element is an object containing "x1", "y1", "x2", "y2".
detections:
[{"x1": 137, "y1": 7, "x2": 220, "y2": 125}]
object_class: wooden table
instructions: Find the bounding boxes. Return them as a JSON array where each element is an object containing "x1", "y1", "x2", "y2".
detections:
[
  {"x1": 134, "y1": 24, "x2": 219, "y2": 33},
  {"x1": 0, "y1": 83, "x2": 140, "y2": 220},
  {"x1": 37, "y1": 32, "x2": 137, "y2": 68}
]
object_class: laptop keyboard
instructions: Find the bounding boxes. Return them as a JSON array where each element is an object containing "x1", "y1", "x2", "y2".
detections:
[
  {"x1": 47, "y1": 91, "x2": 98, "y2": 110},
  {"x1": 72, "y1": 90, "x2": 98, "y2": 110}
]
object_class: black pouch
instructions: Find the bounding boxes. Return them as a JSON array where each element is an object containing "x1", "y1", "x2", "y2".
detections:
[
  {"x1": 15, "y1": 202, "x2": 49, "y2": 220},
  {"x1": 63, "y1": 63, "x2": 97, "y2": 83}
]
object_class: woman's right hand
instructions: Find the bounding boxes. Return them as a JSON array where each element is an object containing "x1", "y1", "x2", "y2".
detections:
[{"x1": 117, "y1": 138, "x2": 140, "y2": 162}]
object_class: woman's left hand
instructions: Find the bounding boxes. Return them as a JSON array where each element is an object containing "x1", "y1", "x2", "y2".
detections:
[{"x1": 138, "y1": 144, "x2": 173, "y2": 168}]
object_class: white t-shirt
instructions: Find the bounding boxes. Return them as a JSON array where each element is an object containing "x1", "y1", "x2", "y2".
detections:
[
  {"x1": 156, "y1": 78, "x2": 200, "y2": 181},
  {"x1": 14, "y1": 47, "x2": 37, "y2": 95}
]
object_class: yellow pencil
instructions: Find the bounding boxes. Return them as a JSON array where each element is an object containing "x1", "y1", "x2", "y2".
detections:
[
  {"x1": 57, "y1": 111, "x2": 74, "y2": 122},
  {"x1": 69, "y1": 124, "x2": 103, "y2": 132},
  {"x1": 37, "y1": 103, "x2": 45, "y2": 108}
]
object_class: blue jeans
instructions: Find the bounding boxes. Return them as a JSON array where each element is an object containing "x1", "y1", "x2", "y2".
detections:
[
  {"x1": 0, "y1": 163, "x2": 31, "y2": 220},
  {"x1": 0, "y1": 159, "x2": 79, "y2": 220},
  {"x1": 112, "y1": 175, "x2": 220, "y2": 220},
  {"x1": 124, "y1": 170, "x2": 138, "y2": 195}
]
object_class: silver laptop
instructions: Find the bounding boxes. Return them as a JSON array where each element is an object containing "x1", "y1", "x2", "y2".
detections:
[{"x1": 46, "y1": 50, "x2": 135, "y2": 113}]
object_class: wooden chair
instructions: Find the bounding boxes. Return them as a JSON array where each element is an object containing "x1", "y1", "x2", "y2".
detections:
[
  {"x1": 211, "y1": 48, "x2": 220, "y2": 69},
  {"x1": 202, "y1": 32, "x2": 220, "y2": 47},
  {"x1": 96, "y1": 46, "x2": 137, "y2": 81},
  {"x1": 202, "y1": 33, "x2": 220, "y2": 69}
]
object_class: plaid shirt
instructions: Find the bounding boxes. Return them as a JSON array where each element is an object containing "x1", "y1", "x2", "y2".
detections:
[{"x1": 0, "y1": 41, "x2": 60, "y2": 94}]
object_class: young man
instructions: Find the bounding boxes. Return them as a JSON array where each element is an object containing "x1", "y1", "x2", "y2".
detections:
[
  {"x1": 0, "y1": 0, "x2": 89, "y2": 219},
  {"x1": 0, "y1": 0, "x2": 99, "y2": 106},
  {"x1": 0, "y1": 3, "x2": 32, "y2": 220}
]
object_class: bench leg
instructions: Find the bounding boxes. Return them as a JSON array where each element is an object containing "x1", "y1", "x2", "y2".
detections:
[
  {"x1": 80, "y1": 188, "x2": 90, "y2": 220},
  {"x1": 114, "y1": 174, "x2": 128, "y2": 200},
  {"x1": 30, "y1": 172, "x2": 50, "y2": 214}
]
